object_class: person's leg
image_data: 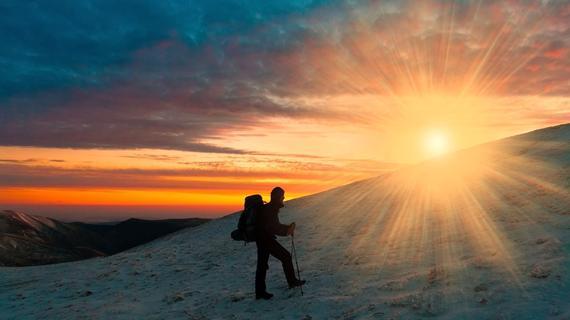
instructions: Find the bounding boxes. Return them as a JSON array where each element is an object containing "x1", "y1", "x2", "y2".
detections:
[
  {"x1": 255, "y1": 241, "x2": 270, "y2": 294},
  {"x1": 266, "y1": 239, "x2": 296, "y2": 286}
]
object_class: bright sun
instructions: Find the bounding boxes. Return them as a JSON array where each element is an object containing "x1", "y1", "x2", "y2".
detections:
[{"x1": 424, "y1": 130, "x2": 450, "y2": 158}]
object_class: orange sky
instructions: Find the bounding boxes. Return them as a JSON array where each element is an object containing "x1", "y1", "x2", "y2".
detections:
[{"x1": 0, "y1": 146, "x2": 400, "y2": 220}]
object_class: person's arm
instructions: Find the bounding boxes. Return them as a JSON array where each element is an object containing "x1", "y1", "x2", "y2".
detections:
[{"x1": 266, "y1": 209, "x2": 290, "y2": 236}]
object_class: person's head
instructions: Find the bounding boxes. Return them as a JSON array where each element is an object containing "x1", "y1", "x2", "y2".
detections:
[{"x1": 270, "y1": 186, "x2": 285, "y2": 205}]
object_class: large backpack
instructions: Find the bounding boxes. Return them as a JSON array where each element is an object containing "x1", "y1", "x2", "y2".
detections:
[{"x1": 230, "y1": 194, "x2": 264, "y2": 242}]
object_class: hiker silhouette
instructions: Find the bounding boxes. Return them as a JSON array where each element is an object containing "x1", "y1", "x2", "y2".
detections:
[{"x1": 254, "y1": 187, "x2": 305, "y2": 300}]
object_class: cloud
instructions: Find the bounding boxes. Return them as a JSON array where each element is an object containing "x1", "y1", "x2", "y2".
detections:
[
  {"x1": 0, "y1": 0, "x2": 568, "y2": 152},
  {"x1": 0, "y1": 158, "x2": 38, "y2": 164},
  {"x1": 0, "y1": 158, "x2": 394, "y2": 192},
  {"x1": 0, "y1": 0, "x2": 332, "y2": 101},
  {"x1": 121, "y1": 154, "x2": 183, "y2": 162}
]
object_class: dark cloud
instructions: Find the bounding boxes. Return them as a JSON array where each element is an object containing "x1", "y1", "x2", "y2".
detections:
[
  {"x1": 0, "y1": 158, "x2": 38, "y2": 164},
  {"x1": 0, "y1": 0, "x2": 346, "y2": 153},
  {"x1": 121, "y1": 154, "x2": 182, "y2": 162},
  {"x1": 0, "y1": 153, "x2": 400, "y2": 190},
  {"x1": 0, "y1": 0, "x2": 331, "y2": 101},
  {"x1": 0, "y1": 160, "x2": 359, "y2": 190}
]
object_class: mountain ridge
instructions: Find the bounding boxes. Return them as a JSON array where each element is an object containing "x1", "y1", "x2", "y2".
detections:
[{"x1": 0, "y1": 210, "x2": 209, "y2": 266}]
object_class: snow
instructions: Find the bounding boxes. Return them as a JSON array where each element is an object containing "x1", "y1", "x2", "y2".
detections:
[
  {"x1": 1, "y1": 124, "x2": 569, "y2": 319},
  {"x1": 2, "y1": 210, "x2": 58, "y2": 231}
]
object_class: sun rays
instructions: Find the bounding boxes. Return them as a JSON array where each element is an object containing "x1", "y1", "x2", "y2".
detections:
[{"x1": 295, "y1": 128, "x2": 570, "y2": 288}]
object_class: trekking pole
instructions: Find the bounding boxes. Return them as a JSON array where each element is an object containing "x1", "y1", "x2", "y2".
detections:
[{"x1": 291, "y1": 234, "x2": 303, "y2": 296}]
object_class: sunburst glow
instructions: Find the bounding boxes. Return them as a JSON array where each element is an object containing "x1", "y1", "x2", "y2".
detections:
[{"x1": 424, "y1": 130, "x2": 450, "y2": 158}]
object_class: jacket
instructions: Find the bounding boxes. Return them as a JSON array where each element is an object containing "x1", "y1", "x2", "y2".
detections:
[{"x1": 256, "y1": 202, "x2": 289, "y2": 241}]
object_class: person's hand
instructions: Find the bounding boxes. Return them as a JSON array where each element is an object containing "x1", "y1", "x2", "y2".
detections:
[{"x1": 288, "y1": 222, "x2": 296, "y2": 236}]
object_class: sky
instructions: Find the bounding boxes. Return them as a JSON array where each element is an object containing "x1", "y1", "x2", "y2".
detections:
[{"x1": 0, "y1": 0, "x2": 569, "y2": 221}]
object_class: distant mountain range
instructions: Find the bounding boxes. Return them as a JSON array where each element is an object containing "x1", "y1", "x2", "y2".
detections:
[{"x1": 0, "y1": 210, "x2": 209, "y2": 266}]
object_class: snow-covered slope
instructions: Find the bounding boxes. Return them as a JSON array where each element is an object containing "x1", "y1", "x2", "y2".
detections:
[{"x1": 1, "y1": 124, "x2": 569, "y2": 319}]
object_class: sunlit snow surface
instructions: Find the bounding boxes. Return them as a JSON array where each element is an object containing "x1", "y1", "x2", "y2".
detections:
[{"x1": 1, "y1": 124, "x2": 569, "y2": 319}]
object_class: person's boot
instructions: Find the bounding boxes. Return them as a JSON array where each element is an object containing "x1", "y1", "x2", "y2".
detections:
[
  {"x1": 288, "y1": 279, "x2": 306, "y2": 289},
  {"x1": 255, "y1": 291, "x2": 274, "y2": 300}
]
